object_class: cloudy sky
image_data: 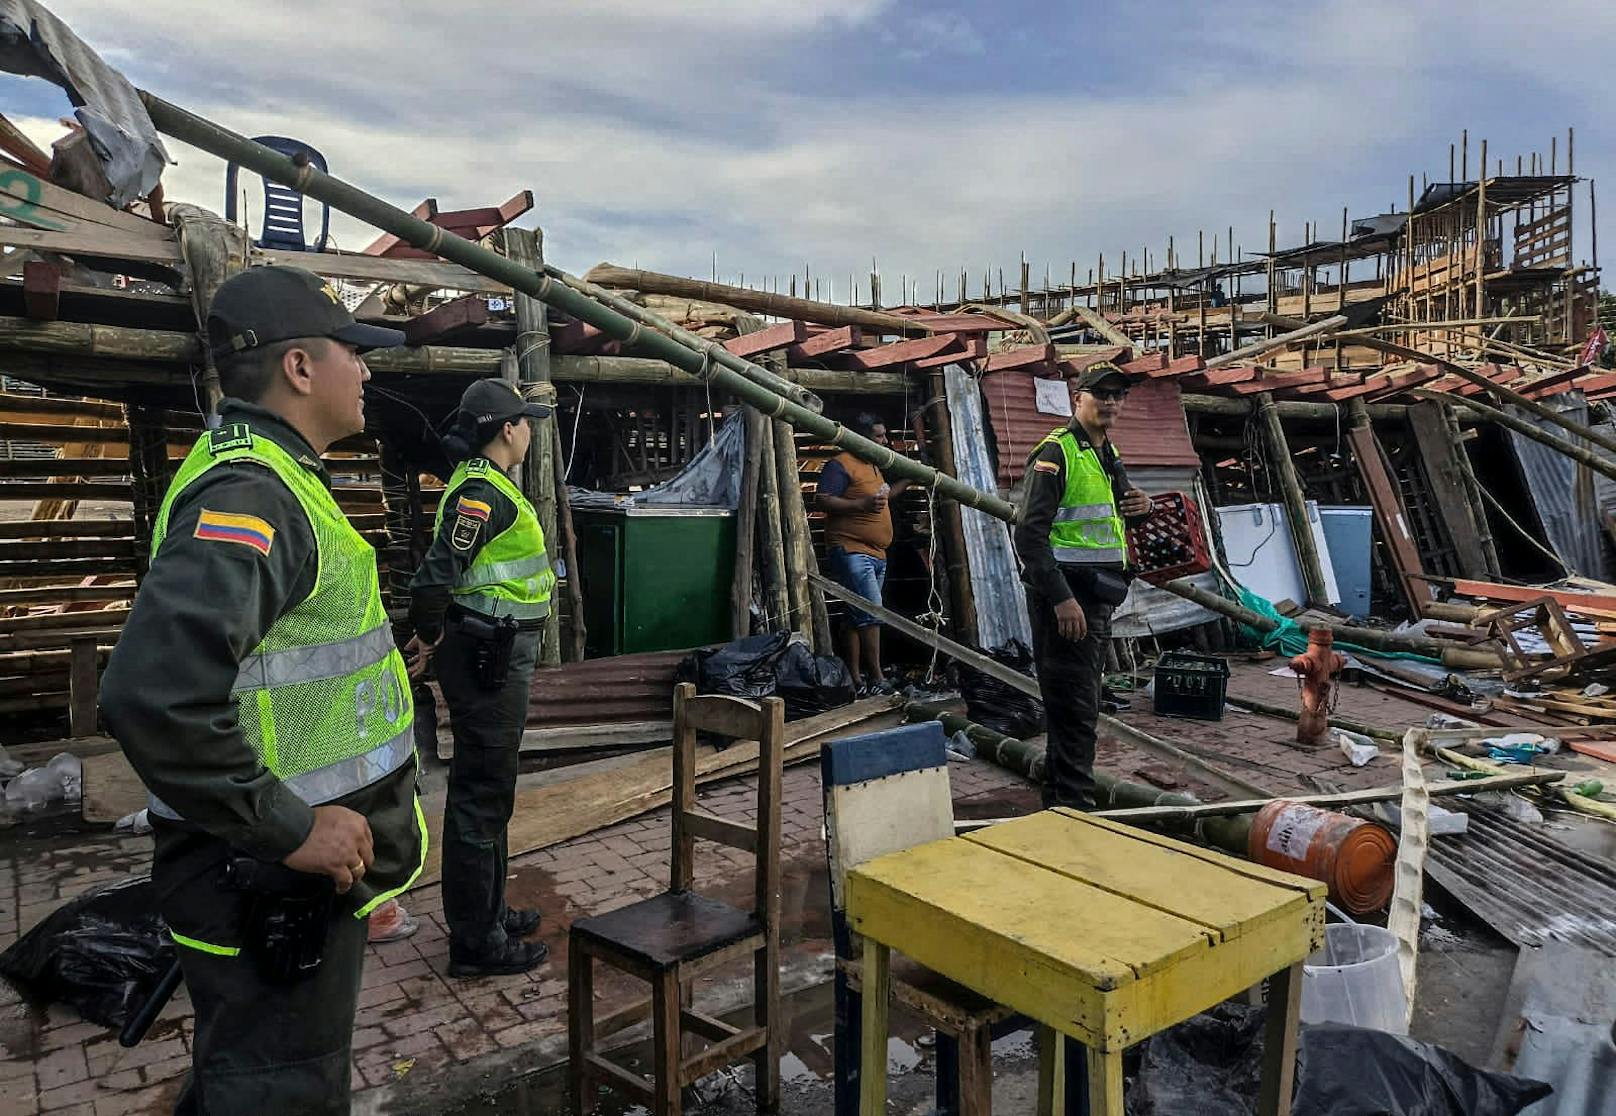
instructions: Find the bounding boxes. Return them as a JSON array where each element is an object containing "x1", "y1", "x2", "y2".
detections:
[{"x1": 3, "y1": 1, "x2": 1609, "y2": 301}]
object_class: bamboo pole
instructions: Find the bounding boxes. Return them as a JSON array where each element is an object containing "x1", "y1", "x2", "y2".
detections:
[
  {"x1": 496, "y1": 227, "x2": 561, "y2": 665},
  {"x1": 1265, "y1": 313, "x2": 1616, "y2": 459},
  {"x1": 770, "y1": 418, "x2": 813, "y2": 645},
  {"x1": 550, "y1": 422, "x2": 586, "y2": 662},
  {"x1": 755, "y1": 422, "x2": 791, "y2": 632},
  {"x1": 1156, "y1": 576, "x2": 1503, "y2": 669},
  {"x1": 1204, "y1": 314, "x2": 1348, "y2": 370},
  {"x1": 731, "y1": 408, "x2": 764, "y2": 637},
  {"x1": 1181, "y1": 395, "x2": 1412, "y2": 421},
  {"x1": 584, "y1": 262, "x2": 925, "y2": 336},
  {"x1": 1256, "y1": 392, "x2": 1329, "y2": 604},
  {"x1": 1412, "y1": 389, "x2": 1616, "y2": 486}
]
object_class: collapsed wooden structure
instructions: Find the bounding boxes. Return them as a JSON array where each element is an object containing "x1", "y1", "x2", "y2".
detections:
[{"x1": 2, "y1": 117, "x2": 1615, "y2": 745}]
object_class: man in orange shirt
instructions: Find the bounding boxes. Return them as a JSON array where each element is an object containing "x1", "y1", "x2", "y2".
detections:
[{"x1": 817, "y1": 414, "x2": 910, "y2": 694}]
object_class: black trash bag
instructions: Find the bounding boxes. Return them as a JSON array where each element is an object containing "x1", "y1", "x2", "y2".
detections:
[
  {"x1": 0, "y1": 875, "x2": 173, "y2": 1029},
  {"x1": 677, "y1": 633, "x2": 855, "y2": 719},
  {"x1": 1293, "y1": 1024, "x2": 1552, "y2": 1115},
  {"x1": 1130, "y1": 1002, "x2": 1266, "y2": 1116},
  {"x1": 678, "y1": 633, "x2": 793, "y2": 699},
  {"x1": 1128, "y1": 1007, "x2": 1552, "y2": 1116},
  {"x1": 958, "y1": 640, "x2": 1044, "y2": 738},
  {"x1": 773, "y1": 638, "x2": 855, "y2": 718}
]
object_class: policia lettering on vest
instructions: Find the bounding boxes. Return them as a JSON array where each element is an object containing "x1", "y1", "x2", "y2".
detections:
[
  {"x1": 405, "y1": 378, "x2": 555, "y2": 978},
  {"x1": 100, "y1": 266, "x2": 422, "y2": 1115},
  {"x1": 1011, "y1": 362, "x2": 1155, "y2": 810}
]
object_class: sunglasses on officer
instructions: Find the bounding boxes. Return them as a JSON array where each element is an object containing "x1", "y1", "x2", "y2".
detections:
[{"x1": 1087, "y1": 387, "x2": 1129, "y2": 403}]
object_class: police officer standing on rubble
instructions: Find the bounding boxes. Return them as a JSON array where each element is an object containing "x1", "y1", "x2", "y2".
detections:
[
  {"x1": 1013, "y1": 362, "x2": 1155, "y2": 810},
  {"x1": 100, "y1": 266, "x2": 423, "y2": 1114},
  {"x1": 404, "y1": 379, "x2": 555, "y2": 978}
]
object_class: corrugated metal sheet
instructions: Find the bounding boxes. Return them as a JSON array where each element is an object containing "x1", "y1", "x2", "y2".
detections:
[
  {"x1": 433, "y1": 647, "x2": 689, "y2": 730},
  {"x1": 1499, "y1": 944, "x2": 1616, "y2": 1116},
  {"x1": 1505, "y1": 391, "x2": 1615, "y2": 580},
  {"x1": 946, "y1": 362, "x2": 1033, "y2": 649},
  {"x1": 980, "y1": 371, "x2": 1201, "y2": 488},
  {"x1": 1425, "y1": 801, "x2": 1616, "y2": 957}
]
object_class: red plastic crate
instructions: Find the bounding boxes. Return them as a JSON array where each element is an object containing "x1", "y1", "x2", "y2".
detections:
[{"x1": 1127, "y1": 491, "x2": 1212, "y2": 585}]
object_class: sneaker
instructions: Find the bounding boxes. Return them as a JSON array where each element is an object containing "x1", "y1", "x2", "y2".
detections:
[
  {"x1": 503, "y1": 907, "x2": 542, "y2": 937},
  {"x1": 867, "y1": 679, "x2": 897, "y2": 696},
  {"x1": 366, "y1": 900, "x2": 419, "y2": 944},
  {"x1": 448, "y1": 939, "x2": 550, "y2": 979}
]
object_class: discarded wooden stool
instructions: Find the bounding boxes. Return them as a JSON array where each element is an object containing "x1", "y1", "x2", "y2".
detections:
[
  {"x1": 568, "y1": 683, "x2": 783, "y2": 1115},
  {"x1": 848, "y1": 808, "x2": 1327, "y2": 1115}
]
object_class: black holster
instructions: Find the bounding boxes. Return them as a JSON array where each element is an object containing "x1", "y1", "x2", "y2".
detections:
[
  {"x1": 226, "y1": 857, "x2": 336, "y2": 986},
  {"x1": 453, "y1": 609, "x2": 520, "y2": 690},
  {"x1": 1067, "y1": 566, "x2": 1134, "y2": 607}
]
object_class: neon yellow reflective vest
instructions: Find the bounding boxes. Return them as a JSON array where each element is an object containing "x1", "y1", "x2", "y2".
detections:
[
  {"x1": 148, "y1": 423, "x2": 416, "y2": 826},
  {"x1": 1035, "y1": 427, "x2": 1129, "y2": 566},
  {"x1": 435, "y1": 457, "x2": 555, "y2": 620}
]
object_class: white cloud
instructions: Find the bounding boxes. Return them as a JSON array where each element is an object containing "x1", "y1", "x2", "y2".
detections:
[{"x1": 10, "y1": 0, "x2": 1611, "y2": 296}]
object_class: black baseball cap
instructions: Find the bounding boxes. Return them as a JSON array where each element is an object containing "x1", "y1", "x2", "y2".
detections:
[
  {"x1": 206, "y1": 266, "x2": 405, "y2": 360},
  {"x1": 1073, "y1": 361, "x2": 1135, "y2": 392},
  {"x1": 459, "y1": 378, "x2": 554, "y2": 423}
]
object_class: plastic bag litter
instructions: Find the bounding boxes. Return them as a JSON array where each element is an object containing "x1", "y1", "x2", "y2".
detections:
[
  {"x1": 958, "y1": 640, "x2": 1044, "y2": 739},
  {"x1": 677, "y1": 633, "x2": 855, "y2": 719},
  {"x1": 3, "y1": 753, "x2": 82, "y2": 813},
  {"x1": 0, "y1": 875, "x2": 173, "y2": 1029},
  {"x1": 1334, "y1": 728, "x2": 1380, "y2": 767},
  {"x1": 945, "y1": 730, "x2": 977, "y2": 760},
  {"x1": 1128, "y1": 1006, "x2": 1551, "y2": 1116}
]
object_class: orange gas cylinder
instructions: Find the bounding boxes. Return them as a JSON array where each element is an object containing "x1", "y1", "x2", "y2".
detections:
[{"x1": 1246, "y1": 800, "x2": 1396, "y2": 914}]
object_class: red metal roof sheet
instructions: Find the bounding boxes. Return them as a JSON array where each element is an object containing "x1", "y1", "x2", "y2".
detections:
[{"x1": 980, "y1": 371, "x2": 1201, "y2": 488}]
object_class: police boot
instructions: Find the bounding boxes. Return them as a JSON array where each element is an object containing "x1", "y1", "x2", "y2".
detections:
[
  {"x1": 449, "y1": 938, "x2": 550, "y2": 978},
  {"x1": 503, "y1": 907, "x2": 542, "y2": 937}
]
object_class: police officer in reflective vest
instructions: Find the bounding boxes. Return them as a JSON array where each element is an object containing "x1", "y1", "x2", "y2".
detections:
[
  {"x1": 405, "y1": 379, "x2": 555, "y2": 977},
  {"x1": 100, "y1": 267, "x2": 422, "y2": 1114},
  {"x1": 1013, "y1": 362, "x2": 1155, "y2": 809}
]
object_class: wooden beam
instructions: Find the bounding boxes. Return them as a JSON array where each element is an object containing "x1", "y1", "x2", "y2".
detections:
[
  {"x1": 843, "y1": 333, "x2": 961, "y2": 370},
  {"x1": 401, "y1": 294, "x2": 489, "y2": 346},
  {"x1": 722, "y1": 319, "x2": 808, "y2": 358},
  {"x1": 1255, "y1": 393, "x2": 1329, "y2": 605},
  {"x1": 584, "y1": 263, "x2": 929, "y2": 335},
  {"x1": 21, "y1": 259, "x2": 61, "y2": 321},
  {"x1": 1205, "y1": 314, "x2": 1347, "y2": 370},
  {"x1": 785, "y1": 325, "x2": 862, "y2": 362},
  {"x1": 1344, "y1": 399, "x2": 1431, "y2": 613}
]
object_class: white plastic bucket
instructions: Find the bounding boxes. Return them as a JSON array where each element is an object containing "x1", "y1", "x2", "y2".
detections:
[{"x1": 1299, "y1": 923, "x2": 1408, "y2": 1034}]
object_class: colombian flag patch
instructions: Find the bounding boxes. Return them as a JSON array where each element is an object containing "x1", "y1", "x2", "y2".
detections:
[
  {"x1": 1033, "y1": 460, "x2": 1061, "y2": 475},
  {"x1": 194, "y1": 509, "x2": 275, "y2": 555},
  {"x1": 455, "y1": 496, "x2": 492, "y2": 521}
]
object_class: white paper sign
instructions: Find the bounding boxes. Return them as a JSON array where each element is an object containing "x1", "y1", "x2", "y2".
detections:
[{"x1": 1034, "y1": 378, "x2": 1072, "y2": 416}]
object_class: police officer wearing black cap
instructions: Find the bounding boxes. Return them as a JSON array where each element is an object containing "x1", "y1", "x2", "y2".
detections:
[
  {"x1": 100, "y1": 266, "x2": 422, "y2": 1113},
  {"x1": 1012, "y1": 362, "x2": 1155, "y2": 809},
  {"x1": 404, "y1": 379, "x2": 555, "y2": 977}
]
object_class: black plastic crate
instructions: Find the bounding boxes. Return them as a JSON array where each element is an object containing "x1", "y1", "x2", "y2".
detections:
[{"x1": 1152, "y1": 652, "x2": 1231, "y2": 721}]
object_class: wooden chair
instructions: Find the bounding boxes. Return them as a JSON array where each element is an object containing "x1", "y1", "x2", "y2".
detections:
[
  {"x1": 823, "y1": 722, "x2": 1068, "y2": 1115},
  {"x1": 569, "y1": 683, "x2": 784, "y2": 1115}
]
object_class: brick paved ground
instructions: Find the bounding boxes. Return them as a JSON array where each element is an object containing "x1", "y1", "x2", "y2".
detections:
[{"x1": 0, "y1": 751, "x2": 1035, "y2": 1115}]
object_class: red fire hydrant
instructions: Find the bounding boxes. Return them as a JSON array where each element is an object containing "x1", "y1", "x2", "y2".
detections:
[{"x1": 1290, "y1": 628, "x2": 1345, "y2": 747}]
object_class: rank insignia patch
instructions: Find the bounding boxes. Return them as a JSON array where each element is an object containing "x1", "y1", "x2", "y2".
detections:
[{"x1": 194, "y1": 509, "x2": 275, "y2": 555}]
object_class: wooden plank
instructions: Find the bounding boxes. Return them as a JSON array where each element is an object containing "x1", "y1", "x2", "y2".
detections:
[
  {"x1": 401, "y1": 295, "x2": 489, "y2": 346},
  {"x1": 1448, "y1": 579, "x2": 1616, "y2": 618},
  {"x1": 1180, "y1": 365, "x2": 1259, "y2": 389},
  {"x1": 1345, "y1": 410, "x2": 1429, "y2": 613},
  {"x1": 1141, "y1": 354, "x2": 1206, "y2": 379},
  {"x1": 68, "y1": 637, "x2": 99, "y2": 738},
  {"x1": 1407, "y1": 400, "x2": 1489, "y2": 576},
  {"x1": 964, "y1": 811, "x2": 1311, "y2": 942},
  {"x1": 0, "y1": 168, "x2": 173, "y2": 239},
  {"x1": 721, "y1": 319, "x2": 807, "y2": 358},
  {"x1": 982, "y1": 344, "x2": 1057, "y2": 372},
  {"x1": 22, "y1": 259, "x2": 60, "y2": 321},
  {"x1": 1228, "y1": 367, "x2": 1329, "y2": 395},
  {"x1": 360, "y1": 197, "x2": 438, "y2": 256},
  {"x1": 915, "y1": 335, "x2": 986, "y2": 368},
  {"x1": 257, "y1": 248, "x2": 508, "y2": 293},
  {"x1": 843, "y1": 333, "x2": 960, "y2": 370},
  {"x1": 785, "y1": 325, "x2": 861, "y2": 362}
]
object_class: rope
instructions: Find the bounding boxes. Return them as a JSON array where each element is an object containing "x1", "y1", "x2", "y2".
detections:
[{"x1": 1478, "y1": 484, "x2": 1573, "y2": 575}]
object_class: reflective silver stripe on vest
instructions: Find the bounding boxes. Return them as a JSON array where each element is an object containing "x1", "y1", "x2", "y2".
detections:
[
  {"x1": 454, "y1": 554, "x2": 551, "y2": 590},
  {"x1": 1051, "y1": 546, "x2": 1127, "y2": 565},
  {"x1": 233, "y1": 623, "x2": 398, "y2": 696},
  {"x1": 1052, "y1": 502, "x2": 1117, "y2": 522},
  {"x1": 454, "y1": 591, "x2": 552, "y2": 620},
  {"x1": 147, "y1": 724, "x2": 415, "y2": 821}
]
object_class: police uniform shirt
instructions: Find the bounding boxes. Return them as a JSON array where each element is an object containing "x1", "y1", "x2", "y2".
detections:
[
  {"x1": 100, "y1": 399, "x2": 420, "y2": 887},
  {"x1": 1012, "y1": 421, "x2": 1151, "y2": 606},
  {"x1": 407, "y1": 460, "x2": 520, "y2": 642}
]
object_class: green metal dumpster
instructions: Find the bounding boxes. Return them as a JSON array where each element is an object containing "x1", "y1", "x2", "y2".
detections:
[{"x1": 573, "y1": 506, "x2": 736, "y2": 656}]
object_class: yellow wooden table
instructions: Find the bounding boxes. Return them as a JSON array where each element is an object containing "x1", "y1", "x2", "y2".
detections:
[{"x1": 845, "y1": 808, "x2": 1327, "y2": 1114}]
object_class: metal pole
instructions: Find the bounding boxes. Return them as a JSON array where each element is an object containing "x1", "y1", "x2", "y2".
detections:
[{"x1": 138, "y1": 93, "x2": 1019, "y2": 524}]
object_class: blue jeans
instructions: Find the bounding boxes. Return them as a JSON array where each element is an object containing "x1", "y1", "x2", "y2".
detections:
[{"x1": 829, "y1": 546, "x2": 886, "y2": 628}]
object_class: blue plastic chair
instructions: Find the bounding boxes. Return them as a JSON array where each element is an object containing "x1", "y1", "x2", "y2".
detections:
[{"x1": 224, "y1": 136, "x2": 331, "y2": 252}]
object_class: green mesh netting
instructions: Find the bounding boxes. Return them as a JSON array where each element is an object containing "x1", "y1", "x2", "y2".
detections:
[{"x1": 1233, "y1": 585, "x2": 1439, "y2": 663}]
